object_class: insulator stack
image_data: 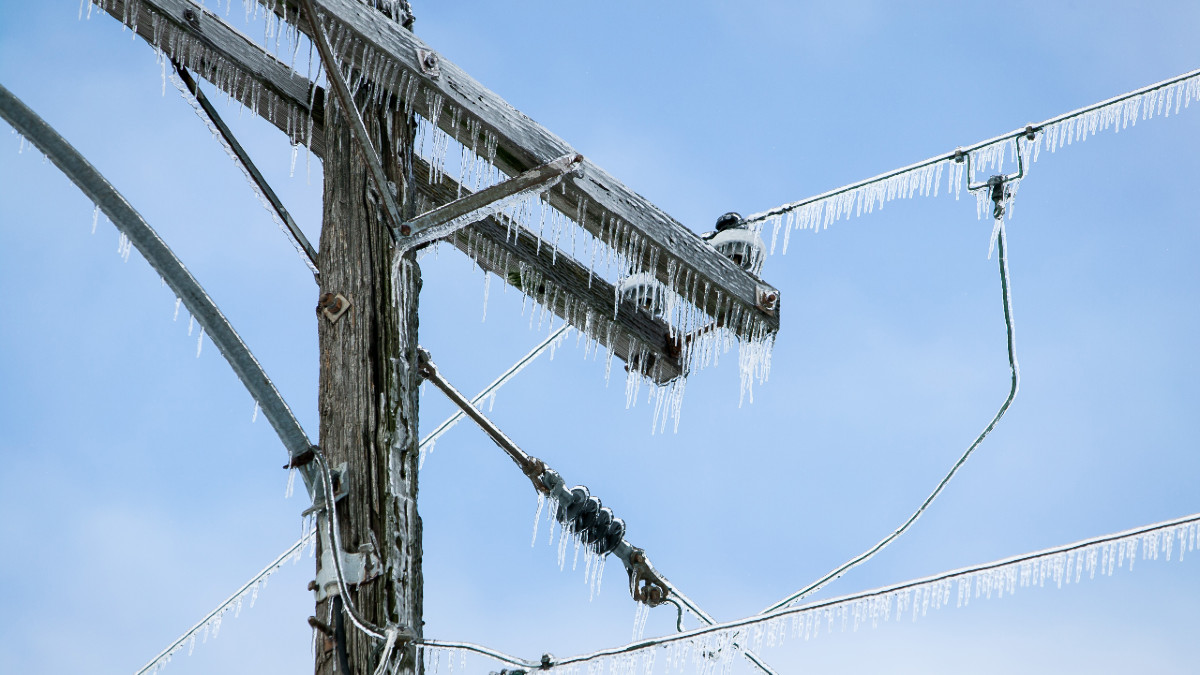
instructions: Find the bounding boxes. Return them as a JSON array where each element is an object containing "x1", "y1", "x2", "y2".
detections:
[{"x1": 541, "y1": 470, "x2": 626, "y2": 556}]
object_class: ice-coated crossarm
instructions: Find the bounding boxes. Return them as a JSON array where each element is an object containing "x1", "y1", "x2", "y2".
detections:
[
  {"x1": 101, "y1": 0, "x2": 327, "y2": 153},
  {"x1": 93, "y1": 0, "x2": 684, "y2": 384},
  {"x1": 264, "y1": 0, "x2": 781, "y2": 338},
  {"x1": 398, "y1": 152, "x2": 583, "y2": 252},
  {"x1": 0, "y1": 83, "x2": 319, "y2": 498}
]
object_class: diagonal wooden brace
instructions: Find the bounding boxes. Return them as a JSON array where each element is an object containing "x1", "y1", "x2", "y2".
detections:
[{"x1": 397, "y1": 153, "x2": 582, "y2": 253}]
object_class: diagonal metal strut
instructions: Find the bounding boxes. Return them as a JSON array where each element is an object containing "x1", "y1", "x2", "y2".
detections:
[
  {"x1": 415, "y1": 348, "x2": 777, "y2": 674},
  {"x1": 172, "y1": 62, "x2": 321, "y2": 275},
  {"x1": 398, "y1": 152, "x2": 583, "y2": 252},
  {"x1": 297, "y1": 0, "x2": 406, "y2": 237}
]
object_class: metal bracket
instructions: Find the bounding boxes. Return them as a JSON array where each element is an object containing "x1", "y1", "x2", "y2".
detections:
[
  {"x1": 318, "y1": 293, "x2": 351, "y2": 323},
  {"x1": 416, "y1": 48, "x2": 441, "y2": 79},
  {"x1": 313, "y1": 518, "x2": 383, "y2": 602},
  {"x1": 301, "y1": 461, "x2": 350, "y2": 518}
]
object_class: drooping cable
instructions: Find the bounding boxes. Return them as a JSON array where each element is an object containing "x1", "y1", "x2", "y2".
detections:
[{"x1": 761, "y1": 213, "x2": 1020, "y2": 614}]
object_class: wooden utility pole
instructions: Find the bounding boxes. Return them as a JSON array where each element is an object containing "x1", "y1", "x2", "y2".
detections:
[
  {"x1": 88, "y1": 2, "x2": 781, "y2": 673},
  {"x1": 314, "y1": 18, "x2": 421, "y2": 675}
]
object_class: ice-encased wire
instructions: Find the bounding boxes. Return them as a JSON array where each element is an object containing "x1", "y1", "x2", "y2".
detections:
[
  {"x1": 133, "y1": 529, "x2": 315, "y2": 675},
  {"x1": 746, "y1": 68, "x2": 1200, "y2": 254},
  {"x1": 412, "y1": 511, "x2": 1200, "y2": 675}
]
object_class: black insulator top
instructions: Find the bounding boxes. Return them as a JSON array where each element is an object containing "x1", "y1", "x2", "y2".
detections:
[{"x1": 715, "y1": 212, "x2": 744, "y2": 232}]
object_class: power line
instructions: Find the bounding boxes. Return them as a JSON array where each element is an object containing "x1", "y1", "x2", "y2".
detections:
[
  {"x1": 744, "y1": 67, "x2": 1200, "y2": 252},
  {"x1": 133, "y1": 530, "x2": 316, "y2": 675},
  {"x1": 419, "y1": 324, "x2": 570, "y2": 467},
  {"x1": 131, "y1": 327, "x2": 572, "y2": 673},
  {"x1": 414, "y1": 509, "x2": 1200, "y2": 672},
  {"x1": 417, "y1": 348, "x2": 780, "y2": 674}
]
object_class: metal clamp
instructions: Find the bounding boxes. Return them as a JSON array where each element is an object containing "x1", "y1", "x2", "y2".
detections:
[
  {"x1": 627, "y1": 547, "x2": 670, "y2": 606},
  {"x1": 312, "y1": 517, "x2": 383, "y2": 602}
]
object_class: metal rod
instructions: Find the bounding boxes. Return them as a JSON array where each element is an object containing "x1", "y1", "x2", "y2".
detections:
[
  {"x1": 172, "y1": 62, "x2": 321, "y2": 275},
  {"x1": 0, "y1": 83, "x2": 318, "y2": 497},
  {"x1": 416, "y1": 349, "x2": 542, "y2": 480},
  {"x1": 398, "y1": 152, "x2": 582, "y2": 251},
  {"x1": 417, "y1": 347, "x2": 779, "y2": 674},
  {"x1": 297, "y1": 0, "x2": 406, "y2": 237}
]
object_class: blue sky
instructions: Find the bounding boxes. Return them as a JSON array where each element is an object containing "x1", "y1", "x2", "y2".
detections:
[{"x1": 2, "y1": 1, "x2": 1199, "y2": 673}]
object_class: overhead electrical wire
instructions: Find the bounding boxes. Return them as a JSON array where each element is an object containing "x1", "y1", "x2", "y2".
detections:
[
  {"x1": 744, "y1": 66, "x2": 1200, "y2": 252},
  {"x1": 412, "y1": 509, "x2": 1200, "y2": 673},
  {"x1": 132, "y1": 531, "x2": 316, "y2": 675},
  {"x1": 130, "y1": 326, "x2": 574, "y2": 674}
]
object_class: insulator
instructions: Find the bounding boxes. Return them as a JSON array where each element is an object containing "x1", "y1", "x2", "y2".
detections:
[
  {"x1": 616, "y1": 272, "x2": 667, "y2": 315},
  {"x1": 600, "y1": 517, "x2": 625, "y2": 555},
  {"x1": 714, "y1": 211, "x2": 743, "y2": 232},
  {"x1": 708, "y1": 227, "x2": 766, "y2": 276},
  {"x1": 584, "y1": 507, "x2": 613, "y2": 548},
  {"x1": 557, "y1": 486, "x2": 590, "y2": 524},
  {"x1": 575, "y1": 496, "x2": 601, "y2": 535}
]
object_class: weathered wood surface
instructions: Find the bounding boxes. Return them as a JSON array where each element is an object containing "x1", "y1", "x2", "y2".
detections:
[
  {"x1": 315, "y1": 90, "x2": 422, "y2": 674},
  {"x1": 267, "y1": 0, "x2": 781, "y2": 334}
]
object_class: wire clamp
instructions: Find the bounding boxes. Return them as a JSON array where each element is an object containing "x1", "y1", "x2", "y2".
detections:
[
  {"x1": 987, "y1": 175, "x2": 1011, "y2": 220},
  {"x1": 628, "y1": 548, "x2": 670, "y2": 607},
  {"x1": 313, "y1": 522, "x2": 383, "y2": 602}
]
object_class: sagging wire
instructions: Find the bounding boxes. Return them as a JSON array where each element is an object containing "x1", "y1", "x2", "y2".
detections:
[
  {"x1": 426, "y1": 509, "x2": 1200, "y2": 672},
  {"x1": 760, "y1": 166, "x2": 1024, "y2": 615},
  {"x1": 743, "y1": 66, "x2": 1200, "y2": 237}
]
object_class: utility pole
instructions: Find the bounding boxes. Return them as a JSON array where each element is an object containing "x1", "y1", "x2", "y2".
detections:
[
  {"x1": 87, "y1": 1, "x2": 781, "y2": 673},
  {"x1": 312, "y1": 9, "x2": 422, "y2": 675}
]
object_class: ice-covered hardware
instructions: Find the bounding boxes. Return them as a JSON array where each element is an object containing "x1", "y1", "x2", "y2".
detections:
[
  {"x1": 312, "y1": 520, "x2": 383, "y2": 602},
  {"x1": 987, "y1": 176, "x2": 1013, "y2": 220},
  {"x1": 703, "y1": 212, "x2": 766, "y2": 276},
  {"x1": 616, "y1": 272, "x2": 667, "y2": 315}
]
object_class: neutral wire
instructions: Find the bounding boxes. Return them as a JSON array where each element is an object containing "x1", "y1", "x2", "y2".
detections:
[{"x1": 744, "y1": 67, "x2": 1200, "y2": 228}]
